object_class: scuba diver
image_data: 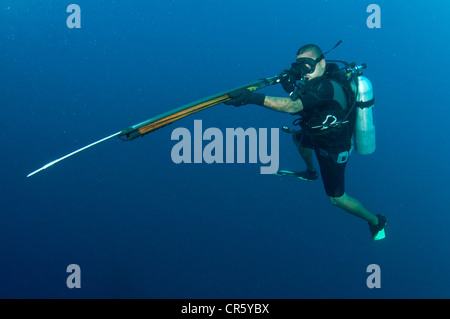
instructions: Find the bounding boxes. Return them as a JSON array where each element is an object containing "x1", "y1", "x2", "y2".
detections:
[{"x1": 224, "y1": 43, "x2": 386, "y2": 241}]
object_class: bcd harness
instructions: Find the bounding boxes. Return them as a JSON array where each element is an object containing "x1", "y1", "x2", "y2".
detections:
[
  {"x1": 290, "y1": 62, "x2": 362, "y2": 164},
  {"x1": 293, "y1": 63, "x2": 356, "y2": 132}
]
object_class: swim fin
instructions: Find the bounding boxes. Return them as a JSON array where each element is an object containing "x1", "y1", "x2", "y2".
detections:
[
  {"x1": 274, "y1": 169, "x2": 319, "y2": 181},
  {"x1": 373, "y1": 228, "x2": 386, "y2": 241},
  {"x1": 369, "y1": 214, "x2": 387, "y2": 241}
]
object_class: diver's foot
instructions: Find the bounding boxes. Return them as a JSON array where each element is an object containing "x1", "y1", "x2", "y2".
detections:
[
  {"x1": 275, "y1": 169, "x2": 319, "y2": 181},
  {"x1": 296, "y1": 169, "x2": 319, "y2": 181},
  {"x1": 369, "y1": 214, "x2": 387, "y2": 241}
]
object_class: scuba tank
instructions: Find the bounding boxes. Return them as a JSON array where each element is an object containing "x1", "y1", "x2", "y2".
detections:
[
  {"x1": 352, "y1": 75, "x2": 376, "y2": 155},
  {"x1": 326, "y1": 60, "x2": 376, "y2": 155}
]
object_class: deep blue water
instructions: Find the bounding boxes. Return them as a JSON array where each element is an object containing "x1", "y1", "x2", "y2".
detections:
[{"x1": 1, "y1": 0, "x2": 449, "y2": 299}]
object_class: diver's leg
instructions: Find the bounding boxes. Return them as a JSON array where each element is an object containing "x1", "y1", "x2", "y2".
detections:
[
  {"x1": 298, "y1": 146, "x2": 316, "y2": 172},
  {"x1": 329, "y1": 193, "x2": 378, "y2": 226},
  {"x1": 317, "y1": 151, "x2": 386, "y2": 239},
  {"x1": 316, "y1": 151, "x2": 377, "y2": 225},
  {"x1": 292, "y1": 131, "x2": 316, "y2": 172}
]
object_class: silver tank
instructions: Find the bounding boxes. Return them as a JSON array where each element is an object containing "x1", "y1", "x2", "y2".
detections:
[{"x1": 353, "y1": 76, "x2": 376, "y2": 155}]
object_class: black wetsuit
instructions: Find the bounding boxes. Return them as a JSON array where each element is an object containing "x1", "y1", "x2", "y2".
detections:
[{"x1": 292, "y1": 68, "x2": 355, "y2": 198}]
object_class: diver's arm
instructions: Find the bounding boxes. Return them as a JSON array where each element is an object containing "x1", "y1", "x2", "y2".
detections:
[
  {"x1": 262, "y1": 96, "x2": 303, "y2": 113},
  {"x1": 224, "y1": 89, "x2": 303, "y2": 112}
]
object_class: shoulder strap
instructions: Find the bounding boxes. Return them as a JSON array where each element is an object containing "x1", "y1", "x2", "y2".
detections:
[{"x1": 325, "y1": 64, "x2": 356, "y2": 110}]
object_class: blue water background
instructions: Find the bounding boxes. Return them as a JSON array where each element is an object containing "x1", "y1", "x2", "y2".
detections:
[{"x1": 1, "y1": 0, "x2": 449, "y2": 298}]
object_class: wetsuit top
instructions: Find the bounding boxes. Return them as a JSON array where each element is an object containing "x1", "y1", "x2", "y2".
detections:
[{"x1": 293, "y1": 65, "x2": 355, "y2": 154}]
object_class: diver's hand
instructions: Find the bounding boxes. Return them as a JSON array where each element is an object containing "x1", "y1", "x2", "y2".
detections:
[
  {"x1": 279, "y1": 68, "x2": 296, "y2": 94},
  {"x1": 224, "y1": 88, "x2": 265, "y2": 107}
]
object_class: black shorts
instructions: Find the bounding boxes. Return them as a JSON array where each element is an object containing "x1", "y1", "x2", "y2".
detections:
[{"x1": 293, "y1": 130, "x2": 347, "y2": 198}]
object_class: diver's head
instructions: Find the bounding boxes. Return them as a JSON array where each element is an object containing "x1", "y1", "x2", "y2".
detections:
[{"x1": 292, "y1": 44, "x2": 326, "y2": 81}]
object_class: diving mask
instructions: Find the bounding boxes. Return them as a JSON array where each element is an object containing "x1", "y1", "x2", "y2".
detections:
[{"x1": 291, "y1": 55, "x2": 324, "y2": 78}]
